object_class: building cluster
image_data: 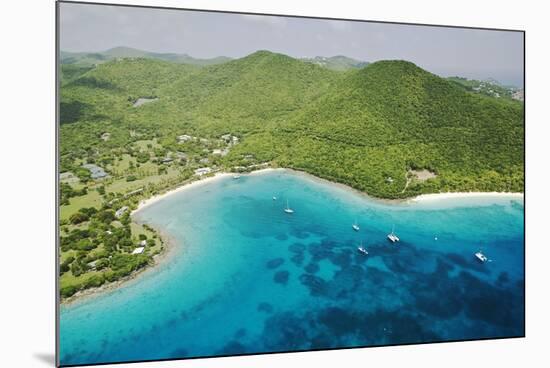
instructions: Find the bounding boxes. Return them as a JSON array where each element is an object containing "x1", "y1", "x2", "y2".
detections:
[
  {"x1": 194, "y1": 167, "x2": 212, "y2": 176},
  {"x1": 512, "y1": 89, "x2": 524, "y2": 102}
]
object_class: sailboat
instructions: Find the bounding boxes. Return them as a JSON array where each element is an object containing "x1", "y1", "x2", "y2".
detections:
[
  {"x1": 387, "y1": 225, "x2": 400, "y2": 243},
  {"x1": 475, "y1": 248, "x2": 488, "y2": 263},
  {"x1": 284, "y1": 199, "x2": 294, "y2": 214},
  {"x1": 357, "y1": 241, "x2": 368, "y2": 255},
  {"x1": 352, "y1": 219, "x2": 360, "y2": 232}
]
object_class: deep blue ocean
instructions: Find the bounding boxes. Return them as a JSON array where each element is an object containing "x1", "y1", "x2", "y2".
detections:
[{"x1": 59, "y1": 170, "x2": 524, "y2": 366}]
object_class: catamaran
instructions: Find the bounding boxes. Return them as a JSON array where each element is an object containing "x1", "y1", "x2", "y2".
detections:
[
  {"x1": 352, "y1": 219, "x2": 360, "y2": 232},
  {"x1": 284, "y1": 199, "x2": 294, "y2": 214},
  {"x1": 475, "y1": 250, "x2": 488, "y2": 263},
  {"x1": 387, "y1": 225, "x2": 400, "y2": 243},
  {"x1": 357, "y1": 241, "x2": 368, "y2": 255}
]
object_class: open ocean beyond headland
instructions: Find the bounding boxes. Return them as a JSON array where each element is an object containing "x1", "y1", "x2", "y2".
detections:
[{"x1": 59, "y1": 170, "x2": 524, "y2": 365}]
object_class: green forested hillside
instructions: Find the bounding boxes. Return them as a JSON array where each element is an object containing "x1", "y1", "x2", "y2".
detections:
[
  {"x1": 246, "y1": 60, "x2": 524, "y2": 197},
  {"x1": 60, "y1": 51, "x2": 524, "y2": 199},
  {"x1": 163, "y1": 51, "x2": 341, "y2": 134}
]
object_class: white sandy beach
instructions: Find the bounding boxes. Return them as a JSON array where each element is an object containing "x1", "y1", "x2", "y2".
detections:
[
  {"x1": 410, "y1": 191, "x2": 524, "y2": 203},
  {"x1": 248, "y1": 167, "x2": 282, "y2": 176},
  {"x1": 132, "y1": 168, "x2": 280, "y2": 215},
  {"x1": 132, "y1": 166, "x2": 523, "y2": 213},
  {"x1": 132, "y1": 172, "x2": 232, "y2": 214}
]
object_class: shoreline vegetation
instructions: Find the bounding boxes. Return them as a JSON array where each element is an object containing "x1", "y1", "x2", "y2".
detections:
[
  {"x1": 134, "y1": 167, "x2": 524, "y2": 215},
  {"x1": 62, "y1": 167, "x2": 523, "y2": 305},
  {"x1": 61, "y1": 222, "x2": 178, "y2": 306}
]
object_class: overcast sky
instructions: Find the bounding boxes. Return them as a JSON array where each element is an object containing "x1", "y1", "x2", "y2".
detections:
[{"x1": 60, "y1": 2, "x2": 524, "y2": 86}]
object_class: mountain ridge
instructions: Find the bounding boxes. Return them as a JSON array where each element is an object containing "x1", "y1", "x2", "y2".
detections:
[
  {"x1": 61, "y1": 46, "x2": 232, "y2": 66},
  {"x1": 61, "y1": 47, "x2": 370, "y2": 71}
]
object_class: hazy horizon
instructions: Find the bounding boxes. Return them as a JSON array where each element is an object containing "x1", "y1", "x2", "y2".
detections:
[{"x1": 60, "y1": 2, "x2": 524, "y2": 87}]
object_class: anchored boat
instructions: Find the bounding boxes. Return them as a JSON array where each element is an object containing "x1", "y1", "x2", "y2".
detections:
[
  {"x1": 284, "y1": 199, "x2": 294, "y2": 214},
  {"x1": 357, "y1": 241, "x2": 369, "y2": 255},
  {"x1": 387, "y1": 225, "x2": 400, "y2": 243},
  {"x1": 475, "y1": 251, "x2": 488, "y2": 263}
]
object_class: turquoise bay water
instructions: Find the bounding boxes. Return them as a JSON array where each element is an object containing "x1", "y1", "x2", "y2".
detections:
[{"x1": 60, "y1": 170, "x2": 524, "y2": 365}]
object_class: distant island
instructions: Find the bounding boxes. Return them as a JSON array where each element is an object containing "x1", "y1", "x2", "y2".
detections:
[{"x1": 58, "y1": 48, "x2": 524, "y2": 300}]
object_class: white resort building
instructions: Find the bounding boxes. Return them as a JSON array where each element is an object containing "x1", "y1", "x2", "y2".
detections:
[
  {"x1": 194, "y1": 167, "x2": 212, "y2": 176},
  {"x1": 115, "y1": 206, "x2": 129, "y2": 218},
  {"x1": 132, "y1": 247, "x2": 145, "y2": 255}
]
